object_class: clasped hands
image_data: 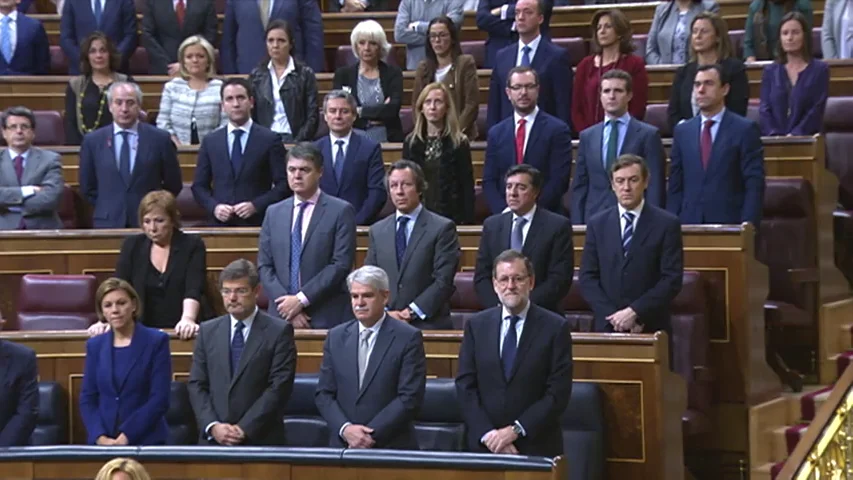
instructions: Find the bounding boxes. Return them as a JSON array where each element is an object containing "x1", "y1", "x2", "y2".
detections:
[
  {"x1": 387, "y1": 309, "x2": 412, "y2": 323},
  {"x1": 482, "y1": 426, "x2": 519, "y2": 454},
  {"x1": 607, "y1": 307, "x2": 643, "y2": 333},
  {"x1": 214, "y1": 203, "x2": 257, "y2": 222},
  {"x1": 96, "y1": 433, "x2": 129, "y2": 446},
  {"x1": 211, "y1": 423, "x2": 245, "y2": 446},
  {"x1": 342, "y1": 424, "x2": 375, "y2": 449},
  {"x1": 275, "y1": 295, "x2": 311, "y2": 328}
]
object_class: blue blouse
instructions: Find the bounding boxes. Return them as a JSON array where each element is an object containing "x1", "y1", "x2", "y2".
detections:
[{"x1": 758, "y1": 60, "x2": 829, "y2": 136}]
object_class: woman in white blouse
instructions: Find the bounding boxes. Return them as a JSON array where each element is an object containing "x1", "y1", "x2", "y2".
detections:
[{"x1": 156, "y1": 35, "x2": 225, "y2": 146}]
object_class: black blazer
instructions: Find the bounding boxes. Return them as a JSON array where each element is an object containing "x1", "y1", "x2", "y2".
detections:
[
  {"x1": 667, "y1": 56, "x2": 750, "y2": 130},
  {"x1": 141, "y1": 0, "x2": 218, "y2": 75},
  {"x1": 115, "y1": 230, "x2": 212, "y2": 328},
  {"x1": 332, "y1": 61, "x2": 404, "y2": 142},
  {"x1": 474, "y1": 208, "x2": 574, "y2": 314},
  {"x1": 250, "y1": 59, "x2": 319, "y2": 141},
  {"x1": 402, "y1": 135, "x2": 475, "y2": 225},
  {"x1": 578, "y1": 204, "x2": 683, "y2": 334},
  {"x1": 455, "y1": 303, "x2": 573, "y2": 457},
  {"x1": 0, "y1": 340, "x2": 38, "y2": 447}
]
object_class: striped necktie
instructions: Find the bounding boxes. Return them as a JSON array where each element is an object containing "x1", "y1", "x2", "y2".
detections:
[{"x1": 622, "y1": 212, "x2": 635, "y2": 256}]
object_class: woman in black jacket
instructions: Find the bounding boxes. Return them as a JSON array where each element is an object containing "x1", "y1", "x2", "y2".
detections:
[{"x1": 249, "y1": 19, "x2": 319, "y2": 142}]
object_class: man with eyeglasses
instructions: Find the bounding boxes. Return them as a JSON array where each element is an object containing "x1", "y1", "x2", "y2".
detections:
[
  {"x1": 0, "y1": 106, "x2": 64, "y2": 230},
  {"x1": 456, "y1": 248, "x2": 572, "y2": 457},
  {"x1": 188, "y1": 259, "x2": 296, "y2": 446},
  {"x1": 483, "y1": 66, "x2": 571, "y2": 215}
]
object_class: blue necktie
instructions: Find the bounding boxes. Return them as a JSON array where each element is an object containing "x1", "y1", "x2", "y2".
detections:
[
  {"x1": 118, "y1": 131, "x2": 131, "y2": 184},
  {"x1": 93, "y1": 0, "x2": 102, "y2": 26},
  {"x1": 334, "y1": 139, "x2": 345, "y2": 183},
  {"x1": 289, "y1": 201, "x2": 310, "y2": 294},
  {"x1": 622, "y1": 211, "x2": 635, "y2": 256},
  {"x1": 0, "y1": 17, "x2": 11, "y2": 63},
  {"x1": 520, "y1": 46, "x2": 531, "y2": 67},
  {"x1": 502, "y1": 315, "x2": 520, "y2": 379},
  {"x1": 230, "y1": 321, "x2": 245, "y2": 377},
  {"x1": 231, "y1": 129, "x2": 244, "y2": 173},
  {"x1": 395, "y1": 216, "x2": 410, "y2": 268},
  {"x1": 511, "y1": 216, "x2": 526, "y2": 251}
]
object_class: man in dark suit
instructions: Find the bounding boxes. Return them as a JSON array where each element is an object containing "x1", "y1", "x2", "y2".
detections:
[
  {"x1": 476, "y1": 0, "x2": 558, "y2": 69},
  {"x1": 0, "y1": 315, "x2": 38, "y2": 447},
  {"x1": 79, "y1": 82, "x2": 182, "y2": 228},
  {"x1": 456, "y1": 249, "x2": 572, "y2": 457},
  {"x1": 667, "y1": 63, "x2": 765, "y2": 226},
  {"x1": 0, "y1": 106, "x2": 65, "y2": 230},
  {"x1": 258, "y1": 142, "x2": 357, "y2": 330},
  {"x1": 485, "y1": 0, "x2": 571, "y2": 131},
  {"x1": 483, "y1": 66, "x2": 572, "y2": 215},
  {"x1": 192, "y1": 78, "x2": 289, "y2": 227},
  {"x1": 365, "y1": 160, "x2": 460, "y2": 330},
  {"x1": 188, "y1": 259, "x2": 296, "y2": 446},
  {"x1": 141, "y1": 0, "x2": 218, "y2": 75},
  {"x1": 571, "y1": 69, "x2": 666, "y2": 225},
  {"x1": 475, "y1": 164, "x2": 573, "y2": 313},
  {"x1": 0, "y1": 0, "x2": 49, "y2": 75},
  {"x1": 579, "y1": 154, "x2": 683, "y2": 334},
  {"x1": 59, "y1": 0, "x2": 138, "y2": 74},
  {"x1": 315, "y1": 265, "x2": 426, "y2": 449},
  {"x1": 221, "y1": 0, "x2": 324, "y2": 74},
  {"x1": 314, "y1": 90, "x2": 386, "y2": 226}
]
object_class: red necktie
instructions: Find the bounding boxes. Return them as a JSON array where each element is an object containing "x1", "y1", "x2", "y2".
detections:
[
  {"x1": 515, "y1": 118, "x2": 526, "y2": 164},
  {"x1": 13, "y1": 155, "x2": 23, "y2": 183},
  {"x1": 176, "y1": 0, "x2": 186, "y2": 28},
  {"x1": 700, "y1": 119, "x2": 714, "y2": 170}
]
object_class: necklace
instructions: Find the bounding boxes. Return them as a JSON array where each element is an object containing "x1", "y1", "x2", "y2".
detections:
[{"x1": 77, "y1": 78, "x2": 108, "y2": 134}]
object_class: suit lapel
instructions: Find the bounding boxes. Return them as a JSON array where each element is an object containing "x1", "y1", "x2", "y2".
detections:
[
  {"x1": 705, "y1": 111, "x2": 730, "y2": 179},
  {"x1": 235, "y1": 125, "x2": 260, "y2": 180},
  {"x1": 342, "y1": 322, "x2": 359, "y2": 396},
  {"x1": 500, "y1": 212, "x2": 513, "y2": 250},
  {"x1": 621, "y1": 118, "x2": 641, "y2": 156},
  {"x1": 508, "y1": 307, "x2": 539, "y2": 381},
  {"x1": 129, "y1": 126, "x2": 149, "y2": 189},
  {"x1": 589, "y1": 123, "x2": 606, "y2": 176},
  {"x1": 218, "y1": 129, "x2": 236, "y2": 183},
  {"x1": 624, "y1": 207, "x2": 653, "y2": 265},
  {"x1": 0, "y1": 150, "x2": 18, "y2": 186},
  {"x1": 399, "y1": 210, "x2": 428, "y2": 278},
  {"x1": 280, "y1": 197, "x2": 294, "y2": 276},
  {"x1": 231, "y1": 314, "x2": 267, "y2": 389},
  {"x1": 339, "y1": 134, "x2": 361, "y2": 191},
  {"x1": 106, "y1": 126, "x2": 124, "y2": 186},
  {"x1": 217, "y1": 318, "x2": 234, "y2": 386},
  {"x1": 379, "y1": 216, "x2": 399, "y2": 279},
  {"x1": 687, "y1": 117, "x2": 707, "y2": 180},
  {"x1": 358, "y1": 319, "x2": 395, "y2": 399},
  {"x1": 486, "y1": 309, "x2": 504, "y2": 384},
  {"x1": 607, "y1": 208, "x2": 625, "y2": 268},
  {"x1": 303, "y1": 193, "x2": 326, "y2": 246},
  {"x1": 524, "y1": 115, "x2": 545, "y2": 164},
  {"x1": 520, "y1": 210, "x2": 540, "y2": 257},
  {"x1": 100, "y1": 0, "x2": 116, "y2": 27},
  {"x1": 320, "y1": 139, "x2": 339, "y2": 194},
  {"x1": 20, "y1": 149, "x2": 38, "y2": 184},
  {"x1": 114, "y1": 326, "x2": 147, "y2": 394}
]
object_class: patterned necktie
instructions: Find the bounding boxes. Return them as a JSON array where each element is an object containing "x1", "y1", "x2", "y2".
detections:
[
  {"x1": 0, "y1": 17, "x2": 11, "y2": 63},
  {"x1": 289, "y1": 201, "x2": 310, "y2": 294},
  {"x1": 231, "y1": 129, "x2": 244, "y2": 173},
  {"x1": 13, "y1": 155, "x2": 23, "y2": 183},
  {"x1": 93, "y1": 0, "x2": 102, "y2": 26},
  {"x1": 515, "y1": 118, "x2": 526, "y2": 164},
  {"x1": 511, "y1": 216, "x2": 526, "y2": 251},
  {"x1": 230, "y1": 321, "x2": 245, "y2": 377},
  {"x1": 395, "y1": 216, "x2": 410, "y2": 267},
  {"x1": 334, "y1": 139, "x2": 345, "y2": 183},
  {"x1": 259, "y1": 0, "x2": 271, "y2": 27},
  {"x1": 700, "y1": 119, "x2": 714, "y2": 170},
  {"x1": 501, "y1": 315, "x2": 520, "y2": 379},
  {"x1": 605, "y1": 119, "x2": 619, "y2": 170},
  {"x1": 358, "y1": 329, "x2": 373, "y2": 389},
  {"x1": 175, "y1": 0, "x2": 186, "y2": 28},
  {"x1": 118, "y1": 131, "x2": 131, "y2": 184},
  {"x1": 622, "y1": 211, "x2": 635, "y2": 256},
  {"x1": 520, "y1": 45, "x2": 531, "y2": 67}
]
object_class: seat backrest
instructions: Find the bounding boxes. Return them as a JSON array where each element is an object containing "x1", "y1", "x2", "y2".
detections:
[
  {"x1": 824, "y1": 97, "x2": 853, "y2": 210},
  {"x1": 449, "y1": 271, "x2": 483, "y2": 329},
  {"x1": 49, "y1": 45, "x2": 68, "y2": 75},
  {"x1": 460, "y1": 41, "x2": 485, "y2": 68},
  {"x1": 643, "y1": 103, "x2": 671, "y2": 137},
  {"x1": 166, "y1": 382, "x2": 197, "y2": 445},
  {"x1": 400, "y1": 107, "x2": 414, "y2": 137},
  {"x1": 475, "y1": 104, "x2": 487, "y2": 141},
  {"x1": 552, "y1": 37, "x2": 587, "y2": 67},
  {"x1": 729, "y1": 30, "x2": 745, "y2": 59},
  {"x1": 631, "y1": 34, "x2": 648, "y2": 57},
  {"x1": 282, "y1": 374, "x2": 329, "y2": 447},
  {"x1": 560, "y1": 273, "x2": 593, "y2": 332},
  {"x1": 58, "y1": 185, "x2": 85, "y2": 229},
  {"x1": 29, "y1": 382, "x2": 68, "y2": 445},
  {"x1": 415, "y1": 378, "x2": 465, "y2": 452},
  {"x1": 129, "y1": 47, "x2": 150, "y2": 76},
  {"x1": 176, "y1": 183, "x2": 208, "y2": 227},
  {"x1": 17, "y1": 274, "x2": 98, "y2": 330},
  {"x1": 561, "y1": 382, "x2": 605, "y2": 480}
]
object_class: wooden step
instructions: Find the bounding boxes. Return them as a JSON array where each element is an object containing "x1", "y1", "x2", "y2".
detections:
[{"x1": 751, "y1": 462, "x2": 776, "y2": 480}]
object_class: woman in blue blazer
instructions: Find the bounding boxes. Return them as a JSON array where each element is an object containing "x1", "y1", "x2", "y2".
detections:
[{"x1": 80, "y1": 278, "x2": 172, "y2": 446}]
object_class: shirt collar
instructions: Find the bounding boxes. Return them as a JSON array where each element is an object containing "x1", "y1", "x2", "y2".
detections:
[
  {"x1": 1, "y1": 10, "x2": 18, "y2": 21},
  {"x1": 268, "y1": 57, "x2": 296, "y2": 80},
  {"x1": 700, "y1": 107, "x2": 726, "y2": 125},
  {"x1": 8, "y1": 148, "x2": 29, "y2": 160},
  {"x1": 512, "y1": 203, "x2": 536, "y2": 224},
  {"x1": 113, "y1": 122, "x2": 139, "y2": 135},
  {"x1": 228, "y1": 118, "x2": 253, "y2": 135},
  {"x1": 604, "y1": 111, "x2": 632, "y2": 126},
  {"x1": 501, "y1": 299, "x2": 531, "y2": 323},
  {"x1": 618, "y1": 199, "x2": 645, "y2": 219},
  {"x1": 513, "y1": 106, "x2": 539, "y2": 126},
  {"x1": 519, "y1": 35, "x2": 542, "y2": 53},
  {"x1": 330, "y1": 130, "x2": 352, "y2": 145},
  {"x1": 396, "y1": 203, "x2": 423, "y2": 224},
  {"x1": 358, "y1": 313, "x2": 386, "y2": 334},
  {"x1": 295, "y1": 189, "x2": 321, "y2": 207},
  {"x1": 230, "y1": 306, "x2": 259, "y2": 329}
]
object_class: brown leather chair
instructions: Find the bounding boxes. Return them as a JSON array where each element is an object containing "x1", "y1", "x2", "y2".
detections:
[
  {"x1": 57, "y1": 185, "x2": 89, "y2": 229},
  {"x1": 729, "y1": 30, "x2": 745, "y2": 59},
  {"x1": 643, "y1": 103, "x2": 671, "y2": 137},
  {"x1": 475, "y1": 104, "x2": 487, "y2": 141},
  {"x1": 129, "y1": 47, "x2": 150, "y2": 76},
  {"x1": 460, "y1": 41, "x2": 485, "y2": 68},
  {"x1": 1, "y1": 111, "x2": 67, "y2": 146},
  {"x1": 472, "y1": 185, "x2": 490, "y2": 225},
  {"x1": 176, "y1": 183, "x2": 208, "y2": 227},
  {"x1": 449, "y1": 272, "x2": 484, "y2": 328},
  {"x1": 552, "y1": 37, "x2": 587, "y2": 67},
  {"x1": 335, "y1": 45, "x2": 401, "y2": 70},
  {"x1": 631, "y1": 34, "x2": 648, "y2": 58},
  {"x1": 400, "y1": 107, "x2": 414, "y2": 137},
  {"x1": 49, "y1": 45, "x2": 68, "y2": 75},
  {"x1": 16, "y1": 274, "x2": 99, "y2": 330},
  {"x1": 822, "y1": 97, "x2": 853, "y2": 285}
]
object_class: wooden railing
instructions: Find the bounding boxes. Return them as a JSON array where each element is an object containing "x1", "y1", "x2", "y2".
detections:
[{"x1": 776, "y1": 365, "x2": 853, "y2": 479}]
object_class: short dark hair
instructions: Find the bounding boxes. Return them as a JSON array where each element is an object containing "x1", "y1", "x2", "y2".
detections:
[
  {"x1": 1, "y1": 106, "x2": 36, "y2": 130},
  {"x1": 610, "y1": 153, "x2": 649, "y2": 180},
  {"x1": 220, "y1": 77, "x2": 254, "y2": 100},
  {"x1": 695, "y1": 63, "x2": 729, "y2": 86},
  {"x1": 505, "y1": 66, "x2": 539, "y2": 89},
  {"x1": 219, "y1": 259, "x2": 260, "y2": 289},
  {"x1": 79, "y1": 31, "x2": 121, "y2": 76},
  {"x1": 492, "y1": 249, "x2": 535, "y2": 279},
  {"x1": 286, "y1": 142, "x2": 324, "y2": 170},
  {"x1": 388, "y1": 159, "x2": 427, "y2": 195},
  {"x1": 504, "y1": 164, "x2": 543, "y2": 192},
  {"x1": 600, "y1": 69, "x2": 633, "y2": 93}
]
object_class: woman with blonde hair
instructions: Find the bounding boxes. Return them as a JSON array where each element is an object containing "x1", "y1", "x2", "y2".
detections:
[
  {"x1": 94, "y1": 458, "x2": 151, "y2": 480},
  {"x1": 157, "y1": 35, "x2": 226, "y2": 146},
  {"x1": 402, "y1": 82, "x2": 474, "y2": 224}
]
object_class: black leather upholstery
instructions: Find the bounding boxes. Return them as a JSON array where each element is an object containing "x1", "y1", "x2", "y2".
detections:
[
  {"x1": 560, "y1": 382, "x2": 605, "y2": 480},
  {"x1": 414, "y1": 378, "x2": 465, "y2": 452},
  {"x1": 167, "y1": 382, "x2": 197, "y2": 445},
  {"x1": 282, "y1": 374, "x2": 329, "y2": 447},
  {"x1": 28, "y1": 382, "x2": 67, "y2": 446}
]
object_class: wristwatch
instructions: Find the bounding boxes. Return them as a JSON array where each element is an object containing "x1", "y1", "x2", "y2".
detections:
[
  {"x1": 407, "y1": 307, "x2": 422, "y2": 321},
  {"x1": 512, "y1": 422, "x2": 523, "y2": 436}
]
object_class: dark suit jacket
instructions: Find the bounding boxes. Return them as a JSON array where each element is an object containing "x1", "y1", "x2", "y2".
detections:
[
  {"x1": 258, "y1": 193, "x2": 357, "y2": 329},
  {"x1": 315, "y1": 317, "x2": 426, "y2": 449},
  {"x1": 666, "y1": 110, "x2": 765, "y2": 226},
  {"x1": 571, "y1": 117, "x2": 666, "y2": 224},
  {"x1": 759, "y1": 60, "x2": 828, "y2": 136},
  {"x1": 332, "y1": 61, "x2": 404, "y2": 142},
  {"x1": 455, "y1": 303, "x2": 573, "y2": 457},
  {"x1": 474, "y1": 207, "x2": 573, "y2": 313},
  {"x1": 0, "y1": 340, "x2": 38, "y2": 447},
  {"x1": 365, "y1": 208, "x2": 460, "y2": 329},
  {"x1": 115, "y1": 230, "x2": 211, "y2": 328},
  {"x1": 79, "y1": 325, "x2": 172, "y2": 445},
  {"x1": 60, "y1": 0, "x2": 138, "y2": 74},
  {"x1": 17, "y1": 0, "x2": 33, "y2": 12},
  {"x1": 483, "y1": 111, "x2": 572, "y2": 214},
  {"x1": 487, "y1": 40, "x2": 572, "y2": 132},
  {"x1": 578, "y1": 204, "x2": 683, "y2": 334},
  {"x1": 221, "y1": 0, "x2": 325, "y2": 74},
  {"x1": 475, "y1": 0, "x2": 555, "y2": 68},
  {"x1": 187, "y1": 311, "x2": 297, "y2": 445},
  {"x1": 141, "y1": 0, "x2": 218, "y2": 75},
  {"x1": 191, "y1": 123, "x2": 289, "y2": 227},
  {"x1": 667, "y1": 57, "x2": 749, "y2": 130},
  {"x1": 0, "y1": 14, "x2": 49, "y2": 75},
  {"x1": 315, "y1": 133, "x2": 386, "y2": 225},
  {"x1": 79, "y1": 122, "x2": 182, "y2": 228}
]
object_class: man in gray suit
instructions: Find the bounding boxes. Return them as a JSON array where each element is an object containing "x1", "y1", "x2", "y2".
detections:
[
  {"x1": 258, "y1": 142, "x2": 357, "y2": 330},
  {"x1": 0, "y1": 107, "x2": 64, "y2": 230},
  {"x1": 188, "y1": 259, "x2": 296, "y2": 446},
  {"x1": 570, "y1": 69, "x2": 666, "y2": 225},
  {"x1": 315, "y1": 265, "x2": 426, "y2": 449},
  {"x1": 365, "y1": 160, "x2": 460, "y2": 330}
]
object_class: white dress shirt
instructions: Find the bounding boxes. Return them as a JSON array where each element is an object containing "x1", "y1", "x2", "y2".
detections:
[
  {"x1": 498, "y1": 300, "x2": 530, "y2": 356},
  {"x1": 618, "y1": 199, "x2": 644, "y2": 234},
  {"x1": 227, "y1": 118, "x2": 253, "y2": 157},
  {"x1": 513, "y1": 106, "x2": 539, "y2": 157},
  {"x1": 268, "y1": 58, "x2": 296, "y2": 134},
  {"x1": 329, "y1": 131, "x2": 353, "y2": 168},
  {"x1": 515, "y1": 34, "x2": 542, "y2": 66},
  {"x1": 698, "y1": 107, "x2": 725, "y2": 145},
  {"x1": 112, "y1": 122, "x2": 140, "y2": 174}
]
